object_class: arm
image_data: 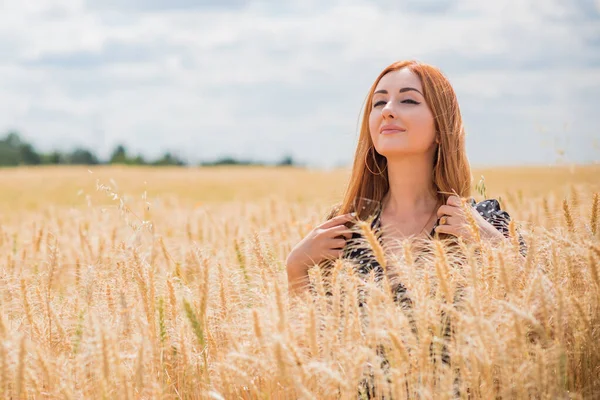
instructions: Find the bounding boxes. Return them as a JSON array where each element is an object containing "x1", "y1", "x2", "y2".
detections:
[
  {"x1": 285, "y1": 208, "x2": 354, "y2": 296},
  {"x1": 286, "y1": 253, "x2": 314, "y2": 296}
]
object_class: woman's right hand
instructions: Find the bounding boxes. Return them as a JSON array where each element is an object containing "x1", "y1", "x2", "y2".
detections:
[{"x1": 286, "y1": 213, "x2": 355, "y2": 292}]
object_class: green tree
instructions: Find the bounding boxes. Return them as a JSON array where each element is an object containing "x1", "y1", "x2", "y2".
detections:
[
  {"x1": 131, "y1": 154, "x2": 147, "y2": 165},
  {"x1": 68, "y1": 148, "x2": 99, "y2": 165},
  {"x1": 153, "y1": 152, "x2": 186, "y2": 166},
  {"x1": 41, "y1": 151, "x2": 63, "y2": 165},
  {"x1": 277, "y1": 155, "x2": 294, "y2": 166},
  {"x1": 0, "y1": 131, "x2": 25, "y2": 165},
  {"x1": 5, "y1": 131, "x2": 22, "y2": 148},
  {"x1": 19, "y1": 143, "x2": 41, "y2": 165},
  {"x1": 109, "y1": 144, "x2": 128, "y2": 164}
]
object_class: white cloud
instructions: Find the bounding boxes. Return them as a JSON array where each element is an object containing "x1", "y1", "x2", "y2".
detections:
[{"x1": 0, "y1": 0, "x2": 598, "y2": 167}]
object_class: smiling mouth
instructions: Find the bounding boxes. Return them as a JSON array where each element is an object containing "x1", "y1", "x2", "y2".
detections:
[{"x1": 380, "y1": 128, "x2": 406, "y2": 135}]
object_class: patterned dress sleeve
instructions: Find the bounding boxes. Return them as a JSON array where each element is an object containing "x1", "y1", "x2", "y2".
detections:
[{"x1": 472, "y1": 198, "x2": 527, "y2": 257}]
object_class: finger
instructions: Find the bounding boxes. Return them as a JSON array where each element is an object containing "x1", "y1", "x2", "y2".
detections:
[
  {"x1": 329, "y1": 238, "x2": 347, "y2": 249},
  {"x1": 439, "y1": 215, "x2": 462, "y2": 226},
  {"x1": 446, "y1": 195, "x2": 462, "y2": 207},
  {"x1": 437, "y1": 204, "x2": 460, "y2": 218},
  {"x1": 321, "y1": 213, "x2": 355, "y2": 229},
  {"x1": 323, "y1": 248, "x2": 344, "y2": 260},
  {"x1": 435, "y1": 224, "x2": 459, "y2": 237},
  {"x1": 327, "y1": 225, "x2": 354, "y2": 240},
  {"x1": 333, "y1": 232, "x2": 353, "y2": 241}
]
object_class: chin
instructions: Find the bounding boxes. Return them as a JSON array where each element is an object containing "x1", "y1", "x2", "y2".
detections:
[
  {"x1": 375, "y1": 139, "x2": 433, "y2": 158},
  {"x1": 374, "y1": 146, "x2": 412, "y2": 158}
]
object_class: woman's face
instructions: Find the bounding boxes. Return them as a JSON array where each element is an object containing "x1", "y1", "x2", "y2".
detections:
[{"x1": 369, "y1": 68, "x2": 436, "y2": 159}]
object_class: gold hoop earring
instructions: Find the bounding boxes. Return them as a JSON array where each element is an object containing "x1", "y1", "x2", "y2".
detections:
[
  {"x1": 365, "y1": 146, "x2": 386, "y2": 176},
  {"x1": 365, "y1": 147, "x2": 378, "y2": 175},
  {"x1": 373, "y1": 147, "x2": 387, "y2": 175}
]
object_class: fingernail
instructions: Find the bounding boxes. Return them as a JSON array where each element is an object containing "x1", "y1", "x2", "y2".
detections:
[{"x1": 350, "y1": 212, "x2": 357, "y2": 217}]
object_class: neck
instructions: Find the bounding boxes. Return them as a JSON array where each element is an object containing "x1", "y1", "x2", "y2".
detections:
[{"x1": 382, "y1": 154, "x2": 439, "y2": 219}]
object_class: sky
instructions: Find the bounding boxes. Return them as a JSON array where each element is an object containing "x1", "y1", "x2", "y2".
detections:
[{"x1": 0, "y1": 0, "x2": 599, "y2": 168}]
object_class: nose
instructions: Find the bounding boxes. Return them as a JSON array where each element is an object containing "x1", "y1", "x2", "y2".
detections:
[{"x1": 381, "y1": 101, "x2": 397, "y2": 119}]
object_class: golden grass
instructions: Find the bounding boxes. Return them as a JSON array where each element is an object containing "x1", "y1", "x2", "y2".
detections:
[{"x1": 0, "y1": 164, "x2": 598, "y2": 399}]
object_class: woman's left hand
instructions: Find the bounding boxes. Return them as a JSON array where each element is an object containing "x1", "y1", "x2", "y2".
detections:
[{"x1": 434, "y1": 195, "x2": 505, "y2": 244}]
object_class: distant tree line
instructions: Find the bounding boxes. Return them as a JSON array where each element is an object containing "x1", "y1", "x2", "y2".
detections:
[{"x1": 0, "y1": 131, "x2": 296, "y2": 167}]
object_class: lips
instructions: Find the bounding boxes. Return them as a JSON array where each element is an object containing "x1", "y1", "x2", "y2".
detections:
[{"x1": 380, "y1": 124, "x2": 406, "y2": 135}]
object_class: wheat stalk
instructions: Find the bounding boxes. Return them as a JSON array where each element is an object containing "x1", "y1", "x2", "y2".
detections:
[
  {"x1": 462, "y1": 197, "x2": 481, "y2": 244},
  {"x1": 274, "y1": 282, "x2": 287, "y2": 335},
  {"x1": 591, "y1": 193, "x2": 598, "y2": 236},
  {"x1": 183, "y1": 299, "x2": 205, "y2": 348},
  {"x1": 167, "y1": 278, "x2": 178, "y2": 323},
  {"x1": 589, "y1": 251, "x2": 599, "y2": 290},
  {"x1": 434, "y1": 241, "x2": 453, "y2": 303},
  {"x1": 358, "y1": 220, "x2": 387, "y2": 272},
  {"x1": 252, "y1": 309, "x2": 263, "y2": 345},
  {"x1": 0, "y1": 165, "x2": 597, "y2": 398},
  {"x1": 16, "y1": 335, "x2": 26, "y2": 399},
  {"x1": 0, "y1": 341, "x2": 7, "y2": 398},
  {"x1": 563, "y1": 199, "x2": 575, "y2": 233}
]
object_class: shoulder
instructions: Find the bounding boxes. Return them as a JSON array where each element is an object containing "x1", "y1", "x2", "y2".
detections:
[
  {"x1": 471, "y1": 198, "x2": 510, "y2": 219},
  {"x1": 473, "y1": 197, "x2": 527, "y2": 256},
  {"x1": 471, "y1": 197, "x2": 514, "y2": 234}
]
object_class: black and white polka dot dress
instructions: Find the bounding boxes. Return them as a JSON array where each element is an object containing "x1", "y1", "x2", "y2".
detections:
[{"x1": 342, "y1": 198, "x2": 527, "y2": 296}]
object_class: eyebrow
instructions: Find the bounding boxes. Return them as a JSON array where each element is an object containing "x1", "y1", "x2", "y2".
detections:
[{"x1": 374, "y1": 87, "x2": 423, "y2": 96}]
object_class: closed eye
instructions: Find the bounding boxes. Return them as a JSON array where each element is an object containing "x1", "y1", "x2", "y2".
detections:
[{"x1": 373, "y1": 99, "x2": 420, "y2": 108}]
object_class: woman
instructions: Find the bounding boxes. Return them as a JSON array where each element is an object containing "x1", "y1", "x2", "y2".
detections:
[
  {"x1": 286, "y1": 60, "x2": 525, "y2": 295},
  {"x1": 286, "y1": 59, "x2": 527, "y2": 398}
]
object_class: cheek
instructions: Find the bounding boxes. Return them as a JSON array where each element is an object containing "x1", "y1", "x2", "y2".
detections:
[
  {"x1": 368, "y1": 110, "x2": 380, "y2": 140},
  {"x1": 408, "y1": 108, "x2": 435, "y2": 138}
]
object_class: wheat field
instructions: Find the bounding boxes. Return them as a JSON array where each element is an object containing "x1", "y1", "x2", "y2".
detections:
[{"x1": 0, "y1": 164, "x2": 598, "y2": 399}]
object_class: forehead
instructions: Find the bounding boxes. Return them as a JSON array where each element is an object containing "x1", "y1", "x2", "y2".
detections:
[{"x1": 374, "y1": 67, "x2": 422, "y2": 93}]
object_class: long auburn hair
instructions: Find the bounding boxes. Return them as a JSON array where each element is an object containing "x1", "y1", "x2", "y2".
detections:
[{"x1": 333, "y1": 60, "x2": 472, "y2": 219}]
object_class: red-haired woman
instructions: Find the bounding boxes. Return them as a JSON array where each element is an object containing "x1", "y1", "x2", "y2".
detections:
[
  {"x1": 286, "y1": 59, "x2": 525, "y2": 296},
  {"x1": 285, "y1": 59, "x2": 527, "y2": 398}
]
